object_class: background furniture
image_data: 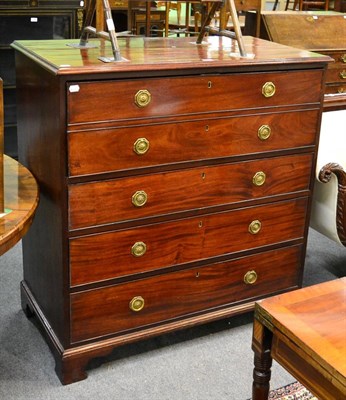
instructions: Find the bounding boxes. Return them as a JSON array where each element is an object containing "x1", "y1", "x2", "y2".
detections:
[
  {"x1": 334, "y1": 0, "x2": 346, "y2": 11},
  {"x1": 259, "y1": 11, "x2": 346, "y2": 111},
  {"x1": 0, "y1": 0, "x2": 84, "y2": 159},
  {"x1": 0, "y1": 155, "x2": 39, "y2": 256},
  {"x1": 310, "y1": 109, "x2": 346, "y2": 246},
  {"x1": 0, "y1": 79, "x2": 4, "y2": 211},
  {"x1": 109, "y1": 0, "x2": 130, "y2": 32},
  {"x1": 233, "y1": 0, "x2": 262, "y2": 36},
  {"x1": 252, "y1": 278, "x2": 346, "y2": 400},
  {"x1": 13, "y1": 35, "x2": 328, "y2": 384},
  {"x1": 109, "y1": 0, "x2": 166, "y2": 35},
  {"x1": 0, "y1": 78, "x2": 38, "y2": 255},
  {"x1": 299, "y1": 0, "x2": 329, "y2": 10},
  {"x1": 131, "y1": 6, "x2": 166, "y2": 35}
]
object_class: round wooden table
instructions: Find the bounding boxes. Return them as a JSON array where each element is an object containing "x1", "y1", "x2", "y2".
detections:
[{"x1": 0, "y1": 155, "x2": 39, "y2": 256}]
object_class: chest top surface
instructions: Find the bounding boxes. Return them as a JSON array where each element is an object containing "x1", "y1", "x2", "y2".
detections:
[{"x1": 11, "y1": 35, "x2": 330, "y2": 77}]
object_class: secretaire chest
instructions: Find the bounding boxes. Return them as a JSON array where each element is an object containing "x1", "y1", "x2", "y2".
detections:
[
  {"x1": 259, "y1": 11, "x2": 346, "y2": 110},
  {"x1": 12, "y1": 35, "x2": 329, "y2": 384}
]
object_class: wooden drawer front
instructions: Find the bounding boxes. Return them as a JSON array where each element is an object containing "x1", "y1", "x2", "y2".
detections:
[
  {"x1": 324, "y1": 51, "x2": 346, "y2": 69},
  {"x1": 69, "y1": 154, "x2": 313, "y2": 230},
  {"x1": 68, "y1": 110, "x2": 318, "y2": 177},
  {"x1": 67, "y1": 71, "x2": 323, "y2": 125},
  {"x1": 324, "y1": 51, "x2": 346, "y2": 83},
  {"x1": 326, "y1": 67, "x2": 346, "y2": 83},
  {"x1": 70, "y1": 198, "x2": 308, "y2": 286},
  {"x1": 70, "y1": 245, "x2": 302, "y2": 343},
  {"x1": 324, "y1": 83, "x2": 346, "y2": 95}
]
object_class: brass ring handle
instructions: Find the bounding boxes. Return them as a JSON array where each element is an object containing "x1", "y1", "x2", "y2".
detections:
[
  {"x1": 258, "y1": 125, "x2": 271, "y2": 141},
  {"x1": 134, "y1": 138, "x2": 150, "y2": 155},
  {"x1": 244, "y1": 270, "x2": 258, "y2": 285},
  {"x1": 340, "y1": 71, "x2": 346, "y2": 80},
  {"x1": 253, "y1": 171, "x2": 266, "y2": 186},
  {"x1": 249, "y1": 220, "x2": 262, "y2": 234},
  {"x1": 129, "y1": 296, "x2": 145, "y2": 312},
  {"x1": 340, "y1": 54, "x2": 346, "y2": 63},
  {"x1": 134, "y1": 89, "x2": 152, "y2": 107},
  {"x1": 262, "y1": 82, "x2": 276, "y2": 98},
  {"x1": 131, "y1": 241, "x2": 147, "y2": 257},
  {"x1": 132, "y1": 190, "x2": 148, "y2": 207}
]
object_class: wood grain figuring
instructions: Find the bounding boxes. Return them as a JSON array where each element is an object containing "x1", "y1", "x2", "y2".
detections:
[
  {"x1": 252, "y1": 278, "x2": 346, "y2": 400},
  {"x1": 261, "y1": 12, "x2": 346, "y2": 50},
  {"x1": 259, "y1": 278, "x2": 346, "y2": 380},
  {"x1": 11, "y1": 36, "x2": 329, "y2": 74},
  {"x1": 68, "y1": 110, "x2": 319, "y2": 177},
  {"x1": 272, "y1": 333, "x2": 345, "y2": 400},
  {"x1": 71, "y1": 245, "x2": 302, "y2": 343},
  {"x1": 70, "y1": 198, "x2": 308, "y2": 286},
  {"x1": 67, "y1": 71, "x2": 323, "y2": 125},
  {"x1": 13, "y1": 36, "x2": 328, "y2": 384},
  {"x1": 69, "y1": 154, "x2": 313, "y2": 230}
]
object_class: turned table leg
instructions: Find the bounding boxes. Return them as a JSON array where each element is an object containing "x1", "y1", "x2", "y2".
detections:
[{"x1": 251, "y1": 318, "x2": 273, "y2": 400}]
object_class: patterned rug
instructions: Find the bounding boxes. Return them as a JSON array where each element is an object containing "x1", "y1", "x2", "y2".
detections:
[
  {"x1": 267, "y1": 382, "x2": 317, "y2": 400},
  {"x1": 250, "y1": 381, "x2": 318, "y2": 400}
]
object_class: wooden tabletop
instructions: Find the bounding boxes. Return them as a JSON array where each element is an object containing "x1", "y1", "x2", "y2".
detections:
[
  {"x1": 256, "y1": 278, "x2": 346, "y2": 391},
  {"x1": 0, "y1": 155, "x2": 39, "y2": 256},
  {"x1": 11, "y1": 36, "x2": 330, "y2": 77}
]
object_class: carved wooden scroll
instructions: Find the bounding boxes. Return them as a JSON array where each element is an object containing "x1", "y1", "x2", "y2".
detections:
[{"x1": 319, "y1": 163, "x2": 346, "y2": 246}]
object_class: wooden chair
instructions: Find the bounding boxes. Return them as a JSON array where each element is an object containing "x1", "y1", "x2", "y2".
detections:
[
  {"x1": 310, "y1": 110, "x2": 346, "y2": 246},
  {"x1": 79, "y1": 0, "x2": 247, "y2": 59},
  {"x1": 158, "y1": 1, "x2": 183, "y2": 26},
  {"x1": 165, "y1": 2, "x2": 206, "y2": 36}
]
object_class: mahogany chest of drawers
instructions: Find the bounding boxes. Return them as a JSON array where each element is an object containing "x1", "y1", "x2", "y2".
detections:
[{"x1": 12, "y1": 36, "x2": 329, "y2": 384}]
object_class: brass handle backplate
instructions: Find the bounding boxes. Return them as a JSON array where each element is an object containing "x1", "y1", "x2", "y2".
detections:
[
  {"x1": 262, "y1": 82, "x2": 276, "y2": 98},
  {"x1": 253, "y1": 171, "x2": 266, "y2": 186},
  {"x1": 134, "y1": 138, "x2": 150, "y2": 155},
  {"x1": 131, "y1": 241, "x2": 147, "y2": 257},
  {"x1": 129, "y1": 296, "x2": 145, "y2": 312},
  {"x1": 134, "y1": 89, "x2": 151, "y2": 107},
  {"x1": 249, "y1": 220, "x2": 262, "y2": 234},
  {"x1": 341, "y1": 54, "x2": 346, "y2": 63},
  {"x1": 132, "y1": 190, "x2": 148, "y2": 207},
  {"x1": 244, "y1": 270, "x2": 258, "y2": 285},
  {"x1": 340, "y1": 71, "x2": 346, "y2": 80},
  {"x1": 258, "y1": 125, "x2": 271, "y2": 141}
]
